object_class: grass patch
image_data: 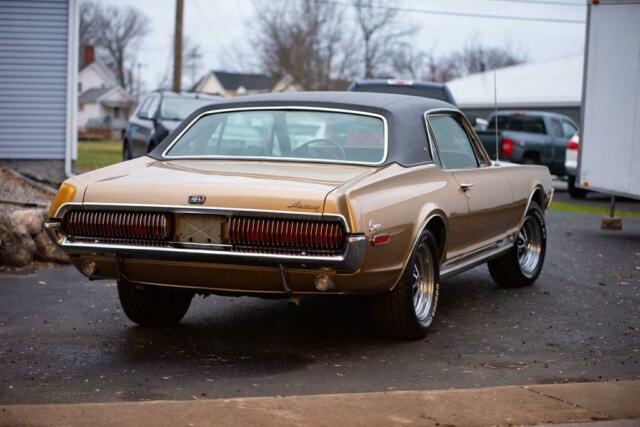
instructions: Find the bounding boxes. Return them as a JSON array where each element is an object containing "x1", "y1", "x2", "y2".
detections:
[
  {"x1": 75, "y1": 140, "x2": 122, "y2": 172},
  {"x1": 550, "y1": 201, "x2": 640, "y2": 218}
]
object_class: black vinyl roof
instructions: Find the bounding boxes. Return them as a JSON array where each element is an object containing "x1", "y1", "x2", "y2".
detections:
[{"x1": 150, "y1": 91, "x2": 458, "y2": 166}]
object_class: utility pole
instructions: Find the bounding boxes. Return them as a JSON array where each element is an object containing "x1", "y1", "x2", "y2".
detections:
[
  {"x1": 136, "y1": 63, "x2": 142, "y2": 100},
  {"x1": 172, "y1": 0, "x2": 183, "y2": 92}
]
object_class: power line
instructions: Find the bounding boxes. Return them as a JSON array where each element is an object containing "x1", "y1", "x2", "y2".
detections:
[
  {"x1": 487, "y1": 0, "x2": 586, "y2": 7},
  {"x1": 319, "y1": 0, "x2": 586, "y2": 24}
]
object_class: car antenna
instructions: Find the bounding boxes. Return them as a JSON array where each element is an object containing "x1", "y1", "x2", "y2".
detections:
[{"x1": 494, "y1": 68, "x2": 500, "y2": 165}]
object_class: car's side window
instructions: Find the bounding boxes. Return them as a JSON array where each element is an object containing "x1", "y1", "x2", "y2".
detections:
[
  {"x1": 146, "y1": 94, "x2": 161, "y2": 119},
  {"x1": 429, "y1": 115, "x2": 479, "y2": 169},
  {"x1": 550, "y1": 118, "x2": 563, "y2": 138},
  {"x1": 136, "y1": 96, "x2": 152, "y2": 118},
  {"x1": 561, "y1": 120, "x2": 577, "y2": 138}
]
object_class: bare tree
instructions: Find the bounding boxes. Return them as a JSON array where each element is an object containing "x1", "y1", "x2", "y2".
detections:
[
  {"x1": 391, "y1": 39, "x2": 527, "y2": 83},
  {"x1": 246, "y1": 0, "x2": 526, "y2": 87},
  {"x1": 446, "y1": 39, "x2": 527, "y2": 79},
  {"x1": 251, "y1": 0, "x2": 350, "y2": 90},
  {"x1": 80, "y1": 1, "x2": 150, "y2": 91},
  {"x1": 353, "y1": 0, "x2": 416, "y2": 78},
  {"x1": 390, "y1": 43, "x2": 433, "y2": 80},
  {"x1": 79, "y1": 1, "x2": 99, "y2": 48}
]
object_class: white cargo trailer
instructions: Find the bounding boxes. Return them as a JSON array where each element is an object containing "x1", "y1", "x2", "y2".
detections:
[{"x1": 578, "y1": 0, "x2": 640, "y2": 201}]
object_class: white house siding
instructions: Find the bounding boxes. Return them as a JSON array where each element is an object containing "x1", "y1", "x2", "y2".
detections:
[
  {"x1": 197, "y1": 75, "x2": 226, "y2": 96},
  {"x1": 79, "y1": 64, "x2": 110, "y2": 93},
  {"x1": 0, "y1": 0, "x2": 73, "y2": 170},
  {"x1": 77, "y1": 103, "x2": 101, "y2": 130}
]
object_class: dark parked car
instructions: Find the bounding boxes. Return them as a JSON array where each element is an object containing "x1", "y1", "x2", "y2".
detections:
[
  {"x1": 123, "y1": 91, "x2": 220, "y2": 160},
  {"x1": 476, "y1": 111, "x2": 578, "y2": 176},
  {"x1": 348, "y1": 79, "x2": 456, "y2": 106}
]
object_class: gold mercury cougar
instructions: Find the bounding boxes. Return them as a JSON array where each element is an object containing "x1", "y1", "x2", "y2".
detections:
[{"x1": 46, "y1": 92, "x2": 553, "y2": 339}]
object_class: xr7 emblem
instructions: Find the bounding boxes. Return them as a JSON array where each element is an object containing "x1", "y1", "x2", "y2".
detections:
[{"x1": 188, "y1": 195, "x2": 206, "y2": 205}]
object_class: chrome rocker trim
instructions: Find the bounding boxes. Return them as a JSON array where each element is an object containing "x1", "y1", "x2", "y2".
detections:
[
  {"x1": 45, "y1": 221, "x2": 366, "y2": 273},
  {"x1": 439, "y1": 238, "x2": 513, "y2": 280}
]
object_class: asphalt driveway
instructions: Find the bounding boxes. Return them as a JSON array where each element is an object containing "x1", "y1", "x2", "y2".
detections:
[{"x1": 0, "y1": 209, "x2": 638, "y2": 405}]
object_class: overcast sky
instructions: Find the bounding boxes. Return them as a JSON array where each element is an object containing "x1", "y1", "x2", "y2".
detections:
[{"x1": 99, "y1": 0, "x2": 587, "y2": 89}]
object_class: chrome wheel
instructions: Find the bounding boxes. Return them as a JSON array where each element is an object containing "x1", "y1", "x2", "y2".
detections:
[
  {"x1": 516, "y1": 216, "x2": 543, "y2": 277},
  {"x1": 412, "y1": 245, "x2": 435, "y2": 322}
]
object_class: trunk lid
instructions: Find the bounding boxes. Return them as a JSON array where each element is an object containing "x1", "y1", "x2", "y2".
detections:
[{"x1": 82, "y1": 159, "x2": 374, "y2": 214}]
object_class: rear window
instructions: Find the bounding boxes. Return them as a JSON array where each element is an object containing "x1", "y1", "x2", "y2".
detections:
[
  {"x1": 164, "y1": 109, "x2": 386, "y2": 164},
  {"x1": 488, "y1": 115, "x2": 547, "y2": 134},
  {"x1": 352, "y1": 84, "x2": 450, "y2": 102}
]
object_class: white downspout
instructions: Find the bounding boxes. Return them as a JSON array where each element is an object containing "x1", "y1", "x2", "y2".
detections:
[{"x1": 64, "y1": 0, "x2": 79, "y2": 178}]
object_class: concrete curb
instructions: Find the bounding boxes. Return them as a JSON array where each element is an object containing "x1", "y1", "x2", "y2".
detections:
[{"x1": 1, "y1": 380, "x2": 639, "y2": 426}]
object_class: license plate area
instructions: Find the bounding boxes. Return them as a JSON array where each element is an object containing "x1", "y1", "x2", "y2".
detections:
[{"x1": 174, "y1": 214, "x2": 229, "y2": 246}]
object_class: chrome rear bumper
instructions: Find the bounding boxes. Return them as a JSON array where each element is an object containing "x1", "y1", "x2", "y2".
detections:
[{"x1": 45, "y1": 221, "x2": 366, "y2": 272}]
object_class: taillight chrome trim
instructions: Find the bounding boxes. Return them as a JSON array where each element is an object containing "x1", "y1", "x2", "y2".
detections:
[
  {"x1": 51, "y1": 202, "x2": 351, "y2": 232},
  {"x1": 49, "y1": 203, "x2": 355, "y2": 260}
]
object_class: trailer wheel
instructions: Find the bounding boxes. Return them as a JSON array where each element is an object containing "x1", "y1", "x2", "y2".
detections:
[{"x1": 568, "y1": 175, "x2": 588, "y2": 199}]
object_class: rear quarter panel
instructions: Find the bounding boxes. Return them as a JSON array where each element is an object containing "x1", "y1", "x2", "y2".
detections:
[
  {"x1": 500, "y1": 163, "x2": 553, "y2": 223},
  {"x1": 323, "y1": 163, "x2": 467, "y2": 286}
]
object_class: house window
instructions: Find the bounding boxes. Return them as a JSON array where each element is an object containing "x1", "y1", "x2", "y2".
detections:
[{"x1": 79, "y1": 103, "x2": 84, "y2": 112}]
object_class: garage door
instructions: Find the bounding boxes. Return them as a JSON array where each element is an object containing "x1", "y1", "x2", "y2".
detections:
[{"x1": 0, "y1": 0, "x2": 70, "y2": 160}]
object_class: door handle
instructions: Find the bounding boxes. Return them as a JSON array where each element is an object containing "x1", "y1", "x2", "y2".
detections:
[{"x1": 460, "y1": 183, "x2": 474, "y2": 191}]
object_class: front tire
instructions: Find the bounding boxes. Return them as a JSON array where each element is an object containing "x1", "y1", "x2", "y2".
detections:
[
  {"x1": 372, "y1": 230, "x2": 440, "y2": 340},
  {"x1": 488, "y1": 201, "x2": 546, "y2": 287},
  {"x1": 117, "y1": 280, "x2": 193, "y2": 327}
]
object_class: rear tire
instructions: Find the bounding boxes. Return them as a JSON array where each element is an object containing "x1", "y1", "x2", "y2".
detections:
[
  {"x1": 117, "y1": 279, "x2": 193, "y2": 327},
  {"x1": 568, "y1": 175, "x2": 588, "y2": 199},
  {"x1": 372, "y1": 230, "x2": 440, "y2": 340},
  {"x1": 488, "y1": 201, "x2": 546, "y2": 287}
]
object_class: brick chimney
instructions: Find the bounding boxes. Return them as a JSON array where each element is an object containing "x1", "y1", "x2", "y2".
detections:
[{"x1": 82, "y1": 45, "x2": 95, "y2": 67}]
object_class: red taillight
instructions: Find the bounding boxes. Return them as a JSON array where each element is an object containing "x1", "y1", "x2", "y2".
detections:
[
  {"x1": 501, "y1": 138, "x2": 514, "y2": 157},
  {"x1": 229, "y1": 217, "x2": 345, "y2": 254},
  {"x1": 63, "y1": 211, "x2": 171, "y2": 241},
  {"x1": 566, "y1": 140, "x2": 579, "y2": 150}
]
